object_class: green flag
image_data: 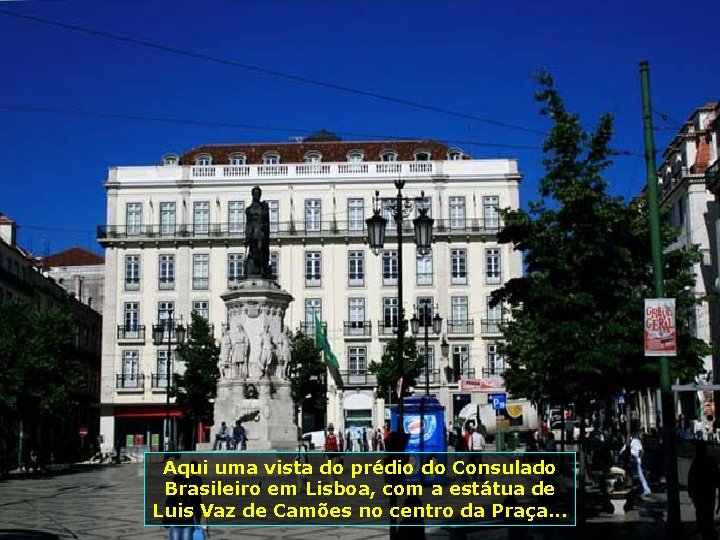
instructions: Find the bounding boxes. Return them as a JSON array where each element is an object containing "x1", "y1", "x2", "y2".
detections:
[{"x1": 315, "y1": 315, "x2": 343, "y2": 389}]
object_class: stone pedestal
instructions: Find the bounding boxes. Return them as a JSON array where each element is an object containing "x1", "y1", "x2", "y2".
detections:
[{"x1": 213, "y1": 279, "x2": 297, "y2": 451}]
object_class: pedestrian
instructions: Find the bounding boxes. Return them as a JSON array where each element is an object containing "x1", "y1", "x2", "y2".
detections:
[
  {"x1": 468, "y1": 426, "x2": 484, "y2": 480},
  {"x1": 324, "y1": 424, "x2": 340, "y2": 479},
  {"x1": 371, "y1": 428, "x2": 378, "y2": 451},
  {"x1": 345, "y1": 430, "x2": 353, "y2": 452},
  {"x1": 565, "y1": 416, "x2": 575, "y2": 444},
  {"x1": 621, "y1": 432, "x2": 650, "y2": 497},
  {"x1": 213, "y1": 421, "x2": 230, "y2": 450},
  {"x1": 678, "y1": 414, "x2": 691, "y2": 441},
  {"x1": 688, "y1": 440, "x2": 720, "y2": 540},
  {"x1": 362, "y1": 428, "x2": 369, "y2": 452},
  {"x1": 377, "y1": 429, "x2": 385, "y2": 451},
  {"x1": 338, "y1": 430, "x2": 344, "y2": 452}
]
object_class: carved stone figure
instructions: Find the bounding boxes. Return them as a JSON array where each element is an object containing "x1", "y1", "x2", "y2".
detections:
[
  {"x1": 218, "y1": 328, "x2": 233, "y2": 380},
  {"x1": 276, "y1": 332, "x2": 292, "y2": 380},
  {"x1": 259, "y1": 324, "x2": 274, "y2": 378},
  {"x1": 232, "y1": 324, "x2": 250, "y2": 379},
  {"x1": 245, "y1": 186, "x2": 271, "y2": 279}
]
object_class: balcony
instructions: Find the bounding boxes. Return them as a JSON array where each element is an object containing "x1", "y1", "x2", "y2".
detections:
[
  {"x1": 480, "y1": 319, "x2": 504, "y2": 335},
  {"x1": 299, "y1": 321, "x2": 326, "y2": 337},
  {"x1": 343, "y1": 321, "x2": 372, "y2": 338},
  {"x1": 116, "y1": 374, "x2": 145, "y2": 392},
  {"x1": 339, "y1": 370, "x2": 377, "y2": 386},
  {"x1": 416, "y1": 369, "x2": 441, "y2": 384},
  {"x1": 192, "y1": 277, "x2": 209, "y2": 290},
  {"x1": 151, "y1": 374, "x2": 170, "y2": 390},
  {"x1": 446, "y1": 368, "x2": 475, "y2": 384},
  {"x1": 378, "y1": 322, "x2": 399, "y2": 337},
  {"x1": 117, "y1": 325, "x2": 146, "y2": 344},
  {"x1": 447, "y1": 319, "x2": 474, "y2": 335}
]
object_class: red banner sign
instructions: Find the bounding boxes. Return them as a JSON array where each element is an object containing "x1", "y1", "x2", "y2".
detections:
[
  {"x1": 644, "y1": 298, "x2": 677, "y2": 356},
  {"x1": 459, "y1": 377, "x2": 505, "y2": 393}
]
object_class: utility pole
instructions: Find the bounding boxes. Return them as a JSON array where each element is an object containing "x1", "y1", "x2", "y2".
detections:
[{"x1": 639, "y1": 60, "x2": 682, "y2": 537}]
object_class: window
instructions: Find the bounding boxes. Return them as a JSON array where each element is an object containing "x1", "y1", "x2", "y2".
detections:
[
  {"x1": 228, "y1": 253, "x2": 244, "y2": 286},
  {"x1": 267, "y1": 200, "x2": 279, "y2": 233},
  {"x1": 228, "y1": 201, "x2": 245, "y2": 234},
  {"x1": 163, "y1": 153, "x2": 179, "y2": 166},
  {"x1": 193, "y1": 254, "x2": 209, "y2": 290},
  {"x1": 348, "y1": 298, "x2": 366, "y2": 327},
  {"x1": 419, "y1": 345, "x2": 435, "y2": 374},
  {"x1": 416, "y1": 251, "x2": 432, "y2": 285},
  {"x1": 449, "y1": 196, "x2": 466, "y2": 229},
  {"x1": 305, "y1": 199, "x2": 321, "y2": 232},
  {"x1": 381, "y1": 150, "x2": 398, "y2": 162},
  {"x1": 122, "y1": 350, "x2": 140, "y2": 387},
  {"x1": 417, "y1": 297, "x2": 434, "y2": 327},
  {"x1": 383, "y1": 297, "x2": 399, "y2": 328},
  {"x1": 193, "y1": 202, "x2": 210, "y2": 234},
  {"x1": 348, "y1": 250, "x2": 365, "y2": 286},
  {"x1": 451, "y1": 249, "x2": 467, "y2": 284},
  {"x1": 414, "y1": 149, "x2": 431, "y2": 161},
  {"x1": 229, "y1": 153, "x2": 246, "y2": 165},
  {"x1": 192, "y1": 300, "x2": 209, "y2": 320},
  {"x1": 348, "y1": 346, "x2": 367, "y2": 374},
  {"x1": 347, "y1": 151, "x2": 364, "y2": 162},
  {"x1": 262, "y1": 152, "x2": 280, "y2": 165},
  {"x1": 126, "y1": 203, "x2": 142, "y2": 236},
  {"x1": 304, "y1": 151, "x2": 322, "y2": 163},
  {"x1": 348, "y1": 198, "x2": 364, "y2": 231},
  {"x1": 305, "y1": 299, "x2": 322, "y2": 328},
  {"x1": 483, "y1": 195, "x2": 500, "y2": 230},
  {"x1": 125, "y1": 254, "x2": 140, "y2": 291},
  {"x1": 486, "y1": 248, "x2": 501, "y2": 284},
  {"x1": 381, "y1": 198, "x2": 395, "y2": 222},
  {"x1": 305, "y1": 251, "x2": 322, "y2": 286},
  {"x1": 195, "y1": 154, "x2": 212, "y2": 166},
  {"x1": 452, "y1": 345, "x2": 471, "y2": 377},
  {"x1": 451, "y1": 296, "x2": 469, "y2": 322},
  {"x1": 415, "y1": 196, "x2": 432, "y2": 217},
  {"x1": 447, "y1": 148, "x2": 463, "y2": 161},
  {"x1": 159, "y1": 202, "x2": 176, "y2": 236},
  {"x1": 488, "y1": 344, "x2": 504, "y2": 375},
  {"x1": 124, "y1": 302, "x2": 140, "y2": 337},
  {"x1": 156, "y1": 349, "x2": 171, "y2": 388},
  {"x1": 158, "y1": 254, "x2": 175, "y2": 289},
  {"x1": 382, "y1": 250, "x2": 398, "y2": 285},
  {"x1": 157, "y1": 301, "x2": 175, "y2": 339},
  {"x1": 269, "y1": 251, "x2": 279, "y2": 280}
]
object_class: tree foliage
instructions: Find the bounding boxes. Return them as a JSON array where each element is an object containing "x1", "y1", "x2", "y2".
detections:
[
  {"x1": 289, "y1": 331, "x2": 326, "y2": 410},
  {"x1": 368, "y1": 337, "x2": 422, "y2": 401},
  {"x1": 174, "y1": 311, "x2": 220, "y2": 424},
  {"x1": 491, "y1": 72, "x2": 709, "y2": 413}
]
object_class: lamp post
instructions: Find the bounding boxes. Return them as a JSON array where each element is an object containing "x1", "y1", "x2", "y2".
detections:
[
  {"x1": 366, "y1": 180, "x2": 434, "y2": 438},
  {"x1": 410, "y1": 301, "x2": 443, "y2": 396},
  {"x1": 152, "y1": 310, "x2": 186, "y2": 452}
]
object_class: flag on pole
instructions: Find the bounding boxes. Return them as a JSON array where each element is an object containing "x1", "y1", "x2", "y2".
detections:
[
  {"x1": 396, "y1": 376, "x2": 404, "y2": 398},
  {"x1": 315, "y1": 314, "x2": 344, "y2": 389}
]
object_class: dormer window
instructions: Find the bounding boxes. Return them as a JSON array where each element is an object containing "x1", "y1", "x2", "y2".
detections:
[
  {"x1": 162, "y1": 153, "x2": 179, "y2": 166},
  {"x1": 304, "y1": 151, "x2": 322, "y2": 163},
  {"x1": 195, "y1": 154, "x2": 212, "y2": 166},
  {"x1": 380, "y1": 149, "x2": 398, "y2": 162},
  {"x1": 414, "y1": 149, "x2": 431, "y2": 161},
  {"x1": 347, "y1": 150, "x2": 364, "y2": 163},
  {"x1": 447, "y1": 148, "x2": 463, "y2": 161},
  {"x1": 263, "y1": 151, "x2": 280, "y2": 165},
  {"x1": 229, "y1": 153, "x2": 246, "y2": 166}
]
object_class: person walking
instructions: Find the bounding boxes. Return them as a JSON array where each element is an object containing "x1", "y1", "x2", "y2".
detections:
[
  {"x1": 622, "y1": 432, "x2": 651, "y2": 497},
  {"x1": 688, "y1": 440, "x2": 720, "y2": 540}
]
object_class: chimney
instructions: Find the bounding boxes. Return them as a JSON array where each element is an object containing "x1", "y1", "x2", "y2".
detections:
[{"x1": 0, "y1": 214, "x2": 17, "y2": 247}]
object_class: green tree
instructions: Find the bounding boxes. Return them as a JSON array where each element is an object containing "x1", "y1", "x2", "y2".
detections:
[
  {"x1": 492, "y1": 72, "x2": 708, "y2": 417},
  {"x1": 368, "y1": 337, "x2": 422, "y2": 401},
  {"x1": 289, "y1": 331, "x2": 325, "y2": 413},
  {"x1": 174, "y1": 311, "x2": 220, "y2": 442}
]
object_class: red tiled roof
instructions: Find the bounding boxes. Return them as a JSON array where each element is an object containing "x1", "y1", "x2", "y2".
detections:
[
  {"x1": 0, "y1": 213, "x2": 15, "y2": 224},
  {"x1": 179, "y1": 140, "x2": 453, "y2": 165},
  {"x1": 40, "y1": 247, "x2": 104, "y2": 267}
]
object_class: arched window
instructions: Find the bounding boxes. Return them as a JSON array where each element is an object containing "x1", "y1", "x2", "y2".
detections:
[
  {"x1": 304, "y1": 151, "x2": 322, "y2": 163},
  {"x1": 195, "y1": 154, "x2": 212, "y2": 166},
  {"x1": 263, "y1": 151, "x2": 280, "y2": 165},
  {"x1": 347, "y1": 150, "x2": 364, "y2": 162},
  {"x1": 413, "y1": 149, "x2": 431, "y2": 161},
  {"x1": 162, "y1": 153, "x2": 179, "y2": 166},
  {"x1": 380, "y1": 149, "x2": 398, "y2": 162},
  {"x1": 447, "y1": 148, "x2": 463, "y2": 161},
  {"x1": 229, "y1": 153, "x2": 246, "y2": 165}
]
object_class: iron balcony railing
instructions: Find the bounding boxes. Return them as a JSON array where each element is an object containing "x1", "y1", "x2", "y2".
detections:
[
  {"x1": 151, "y1": 374, "x2": 170, "y2": 388},
  {"x1": 117, "y1": 325, "x2": 146, "y2": 341},
  {"x1": 446, "y1": 368, "x2": 476, "y2": 383},
  {"x1": 339, "y1": 370, "x2": 377, "y2": 386},
  {"x1": 299, "y1": 321, "x2": 327, "y2": 337},
  {"x1": 480, "y1": 319, "x2": 504, "y2": 334},
  {"x1": 116, "y1": 374, "x2": 145, "y2": 389},
  {"x1": 378, "y1": 322, "x2": 399, "y2": 336},
  {"x1": 97, "y1": 218, "x2": 502, "y2": 242},
  {"x1": 447, "y1": 319, "x2": 474, "y2": 334},
  {"x1": 343, "y1": 321, "x2": 372, "y2": 337},
  {"x1": 417, "y1": 369, "x2": 441, "y2": 384}
]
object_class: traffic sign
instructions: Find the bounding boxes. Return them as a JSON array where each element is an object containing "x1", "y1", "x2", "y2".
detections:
[
  {"x1": 78, "y1": 426, "x2": 88, "y2": 438},
  {"x1": 489, "y1": 393, "x2": 506, "y2": 411}
]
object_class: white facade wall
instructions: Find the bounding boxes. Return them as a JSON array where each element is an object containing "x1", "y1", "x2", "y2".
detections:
[{"x1": 98, "y1": 153, "x2": 522, "y2": 449}]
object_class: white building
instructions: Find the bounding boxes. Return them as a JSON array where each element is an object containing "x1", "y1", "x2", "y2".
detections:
[
  {"x1": 97, "y1": 139, "x2": 522, "y2": 450},
  {"x1": 39, "y1": 247, "x2": 105, "y2": 314}
]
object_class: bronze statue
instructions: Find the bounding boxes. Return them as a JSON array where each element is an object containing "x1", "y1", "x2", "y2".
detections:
[{"x1": 245, "y1": 186, "x2": 271, "y2": 279}]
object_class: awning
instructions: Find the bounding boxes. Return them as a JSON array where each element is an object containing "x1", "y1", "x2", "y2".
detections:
[
  {"x1": 342, "y1": 392, "x2": 373, "y2": 411},
  {"x1": 113, "y1": 404, "x2": 183, "y2": 418}
]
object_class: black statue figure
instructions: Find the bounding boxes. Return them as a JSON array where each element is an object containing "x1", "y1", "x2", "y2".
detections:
[{"x1": 244, "y1": 186, "x2": 271, "y2": 279}]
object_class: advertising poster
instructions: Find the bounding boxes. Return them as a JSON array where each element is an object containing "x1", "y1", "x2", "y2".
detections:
[{"x1": 644, "y1": 298, "x2": 677, "y2": 356}]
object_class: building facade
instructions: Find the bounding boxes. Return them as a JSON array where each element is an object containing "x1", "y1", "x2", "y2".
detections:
[
  {"x1": 97, "y1": 140, "x2": 522, "y2": 450},
  {"x1": 40, "y1": 247, "x2": 105, "y2": 314}
]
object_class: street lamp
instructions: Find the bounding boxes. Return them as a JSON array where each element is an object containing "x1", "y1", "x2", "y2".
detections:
[
  {"x1": 410, "y1": 302, "x2": 442, "y2": 396},
  {"x1": 366, "y1": 181, "x2": 434, "y2": 439},
  {"x1": 152, "y1": 310, "x2": 185, "y2": 452}
]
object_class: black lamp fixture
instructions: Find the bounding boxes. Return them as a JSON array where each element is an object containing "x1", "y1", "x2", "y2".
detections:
[{"x1": 410, "y1": 301, "x2": 443, "y2": 397}]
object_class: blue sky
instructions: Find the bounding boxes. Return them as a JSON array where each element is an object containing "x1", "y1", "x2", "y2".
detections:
[{"x1": 1, "y1": 0, "x2": 719, "y2": 256}]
